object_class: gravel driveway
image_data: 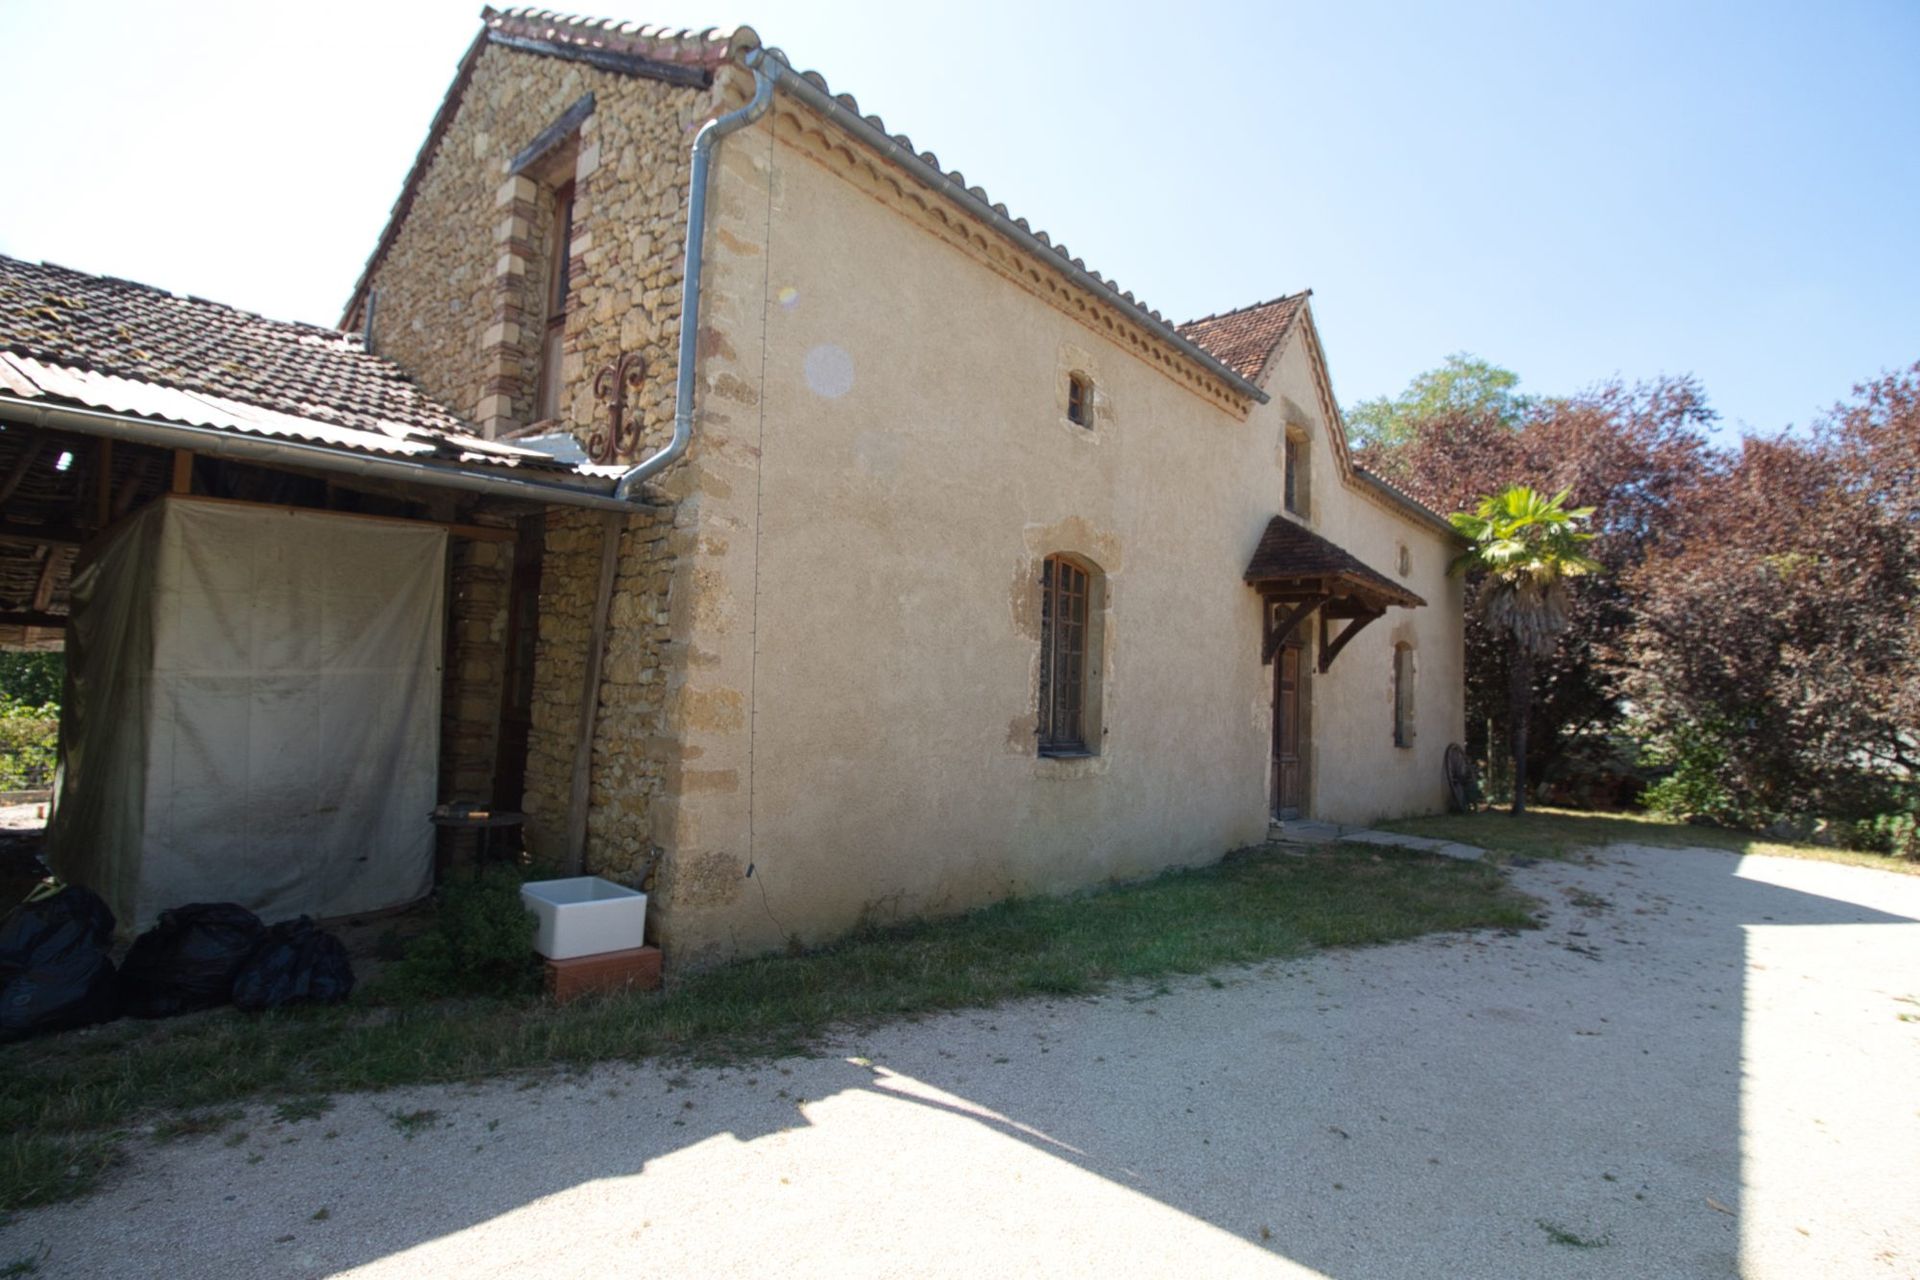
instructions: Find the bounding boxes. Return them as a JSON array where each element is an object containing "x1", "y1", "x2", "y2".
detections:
[{"x1": 5, "y1": 844, "x2": 1917, "y2": 1279}]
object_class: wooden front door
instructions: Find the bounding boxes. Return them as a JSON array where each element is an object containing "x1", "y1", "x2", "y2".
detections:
[{"x1": 1272, "y1": 639, "x2": 1304, "y2": 818}]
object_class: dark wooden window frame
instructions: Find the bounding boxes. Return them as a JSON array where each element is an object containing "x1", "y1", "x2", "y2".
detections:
[
  {"x1": 535, "y1": 180, "x2": 576, "y2": 423},
  {"x1": 1066, "y1": 372, "x2": 1092, "y2": 428},
  {"x1": 1038, "y1": 554, "x2": 1092, "y2": 755},
  {"x1": 1283, "y1": 436, "x2": 1303, "y2": 515},
  {"x1": 1393, "y1": 641, "x2": 1416, "y2": 748}
]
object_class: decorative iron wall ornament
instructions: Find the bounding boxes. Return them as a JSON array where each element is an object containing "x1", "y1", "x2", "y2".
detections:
[{"x1": 588, "y1": 352, "x2": 646, "y2": 464}]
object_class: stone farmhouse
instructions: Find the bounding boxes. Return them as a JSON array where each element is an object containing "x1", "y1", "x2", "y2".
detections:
[{"x1": 1, "y1": 7, "x2": 1463, "y2": 966}]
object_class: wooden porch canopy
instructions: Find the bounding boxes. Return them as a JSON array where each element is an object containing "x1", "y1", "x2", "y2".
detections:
[{"x1": 1244, "y1": 515, "x2": 1425, "y2": 673}]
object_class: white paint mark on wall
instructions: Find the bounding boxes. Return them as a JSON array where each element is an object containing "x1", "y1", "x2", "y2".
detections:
[{"x1": 804, "y1": 343, "x2": 854, "y2": 399}]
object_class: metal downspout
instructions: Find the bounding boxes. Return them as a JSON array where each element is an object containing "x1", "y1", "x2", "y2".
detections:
[
  {"x1": 611, "y1": 51, "x2": 777, "y2": 501},
  {"x1": 565, "y1": 54, "x2": 778, "y2": 875}
]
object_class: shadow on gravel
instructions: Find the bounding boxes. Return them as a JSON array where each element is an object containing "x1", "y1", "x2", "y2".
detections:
[{"x1": 3, "y1": 848, "x2": 1915, "y2": 1279}]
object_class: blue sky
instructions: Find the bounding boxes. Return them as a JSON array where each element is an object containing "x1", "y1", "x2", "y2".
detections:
[{"x1": 2, "y1": 0, "x2": 1914, "y2": 437}]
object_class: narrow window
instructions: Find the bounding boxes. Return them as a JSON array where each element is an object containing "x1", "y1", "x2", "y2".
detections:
[
  {"x1": 1067, "y1": 373, "x2": 1092, "y2": 427},
  {"x1": 1284, "y1": 438, "x2": 1302, "y2": 514},
  {"x1": 1393, "y1": 643, "x2": 1416, "y2": 748},
  {"x1": 1397, "y1": 544, "x2": 1412, "y2": 577},
  {"x1": 535, "y1": 180, "x2": 576, "y2": 422},
  {"x1": 1038, "y1": 555, "x2": 1090, "y2": 754}
]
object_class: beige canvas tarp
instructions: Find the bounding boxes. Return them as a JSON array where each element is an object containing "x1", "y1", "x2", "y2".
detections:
[{"x1": 48, "y1": 497, "x2": 445, "y2": 931}]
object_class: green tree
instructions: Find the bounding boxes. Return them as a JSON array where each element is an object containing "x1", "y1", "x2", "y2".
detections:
[
  {"x1": 1449, "y1": 486, "x2": 1602, "y2": 815},
  {"x1": 1347, "y1": 354, "x2": 1531, "y2": 454},
  {"x1": 0, "y1": 652, "x2": 64, "y2": 709}
]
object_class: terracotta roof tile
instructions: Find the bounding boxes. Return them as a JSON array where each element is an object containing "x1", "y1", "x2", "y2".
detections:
[
  {"x1": 1176, "y1": 292, "x2": 1310, "y2": 383},
  {"x1": 1244, "y1": 515, "x2": 1425, "y2": 608},
  {"x1": 483, "y1": 6, "x2": 747, "y2": 68},
  {"x1": 0, "y1": 254, "x2": 558, "y2": 467}
]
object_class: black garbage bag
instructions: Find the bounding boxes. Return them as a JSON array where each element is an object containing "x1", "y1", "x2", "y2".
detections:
[
  {"x1": 0, "y1": 887, "x2": 120, "y2": 1040},
  {"x1": 232, "y1": 917, "x2": 354, "y2": 1012},
  {"x1": 0, "y1": 886, "x2": 114, "y2": 961},
  {"x1": 119, "y1": 903, "x2": 265, "y2": 1019}
]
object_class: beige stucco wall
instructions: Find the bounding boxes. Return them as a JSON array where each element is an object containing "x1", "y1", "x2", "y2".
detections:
[
  {"x1": 349, "y1": 44, "x2": 1463, "y2": 965},
  {"x1": 643, "y1": 103, "x2": 1466, "y2": 965},
  {"x1": 1251, "y1": 340, "x2": 1466, "y2": 825}
]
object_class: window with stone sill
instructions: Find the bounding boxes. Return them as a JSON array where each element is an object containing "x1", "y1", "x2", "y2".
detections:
[{"x1": 1038, "y1": 554, "x2": 1105, "y2": 757}]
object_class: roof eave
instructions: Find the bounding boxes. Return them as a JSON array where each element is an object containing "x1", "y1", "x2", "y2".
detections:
[
  {"x1": 756, "y1": 53, "x2": 1269, "y2": 407},
  {"x1": 1355, "y1": 468, "x2": 1462, "y2": 542}
]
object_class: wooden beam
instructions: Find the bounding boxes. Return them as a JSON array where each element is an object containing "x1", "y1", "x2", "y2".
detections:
[
  {"x1": 1318, "y1": 607, "x2": 1384, "y2": 674},
  {"x1": 509, "y1": 92, "x2": 596, "y2": 176},
  {"x1": 564, "y1": 512, "x2": 624, "y2": 875},
  {"x1": 0, "y1": 610, "x2": 67, "y2": 630},
  {"x1": 31, "y1": 547, "x2": 68, "y2": 613},
  {"x1": 171, "y1": 449, "x2": 194, "y2": 494},
  {"x1": 1263, "y1": 595, "x2": 1326, "y2": 664},
  {"x1": 0, "y1": 522, "x2": 87, "y2": 548},
  {"x1": 0, "y1": 437, "x2": 46, "y2": 506}
]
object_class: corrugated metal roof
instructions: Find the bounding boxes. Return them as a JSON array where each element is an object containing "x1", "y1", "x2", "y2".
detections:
[{"x1": 0, "y1": 254, "x2": 579, "y2": 472}]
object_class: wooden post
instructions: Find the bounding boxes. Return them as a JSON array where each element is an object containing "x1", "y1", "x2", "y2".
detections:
[
  {"x1": 564, "y1": 512, "x2": 624, "y2": 875},
  {"x1": 171, "y1": 450, "x2": 193, "y2": 494}
]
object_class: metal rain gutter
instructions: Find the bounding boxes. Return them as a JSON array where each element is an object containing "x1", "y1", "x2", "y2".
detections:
[
  {"x1": 749, "y1": 52, "x2": 1271, "y2": 407},
  {"x1": 611, "y1": 51, "x2": 777, "y2": 501},
  {"x1": 0, "y1": 398, "x2": 642, "y2": 513}
]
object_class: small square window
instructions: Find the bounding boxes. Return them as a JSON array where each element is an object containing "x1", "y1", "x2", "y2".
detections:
[{"x1": 1067, "y1": 373, "x2": 1092, "y2": 427}]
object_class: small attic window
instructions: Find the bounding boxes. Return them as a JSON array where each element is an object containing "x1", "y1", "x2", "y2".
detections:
[
  {"x1": 1397, "y1": 544, "x2": 1412, "y2": 577},
  {"x1": 1067, "y1": 373, "x2": 1092, "y2": 427}
]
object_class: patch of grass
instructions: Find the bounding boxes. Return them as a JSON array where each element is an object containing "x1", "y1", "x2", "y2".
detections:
[
  {"x1": 272, "y1": 1096, "x2": 333, "y2": 1125},
  {"x1": 387, "y1": 1109, "x2": 440, "y2": 1140},
  {"x1": 0, "y1": 845, "x2": 1533, "y2": 1212},
  {"x1": 1380, "y1": 806, "x2": 1920, "y2": 876},
  {"x1": 0, "y1": 1133, "x2": 119, "y2": 1211},
  {"x1": 1536, "y1": 1218, "x2": 1610, "y2": 1248},
  {"x1": 150, "y1": 1108, "x2": 242, "y2": 1144},
  {"x1": 1, "y1": 1249, "x2": 47, "y2": 1278}
]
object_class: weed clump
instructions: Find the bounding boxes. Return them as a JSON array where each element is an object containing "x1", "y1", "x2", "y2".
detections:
[{"x1": 375, "y1": 867, "x2": 539, "y2": 1002}]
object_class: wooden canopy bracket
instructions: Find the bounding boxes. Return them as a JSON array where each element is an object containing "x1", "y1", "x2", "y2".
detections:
[
  {"x1": 1317, "y1": 606, "x2": 1384, "y2": 673},
  {"x1": 1262, "y1": 594, "x2": 1328, "y2": 664}
]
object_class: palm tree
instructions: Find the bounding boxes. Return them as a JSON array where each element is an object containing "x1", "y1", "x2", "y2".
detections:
[{"x1": 1449, "y1": 486, "x2": 1602, "y2": 815}]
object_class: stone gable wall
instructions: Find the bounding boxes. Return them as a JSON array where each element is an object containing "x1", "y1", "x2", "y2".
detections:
[
  {"x1": 350, "y1": 44, "x2": 763, "y2": 887},
  {"x1": 519, "y1": 505, "x2": 677, "y2": 879},
  {"x1": 357, "y1": 40, "x2": 716, "y2": 453}
]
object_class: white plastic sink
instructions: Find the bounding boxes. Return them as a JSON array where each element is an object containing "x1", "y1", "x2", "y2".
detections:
[{"x1": 520, "y1": 875, "x2": 647, "y2": 959}]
